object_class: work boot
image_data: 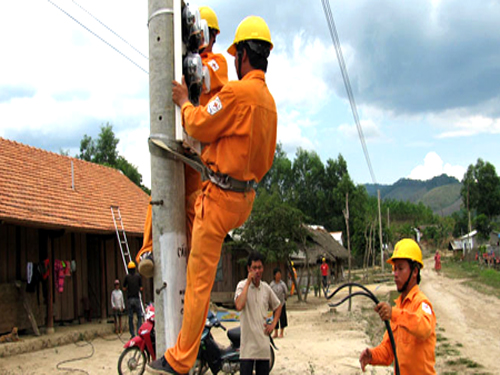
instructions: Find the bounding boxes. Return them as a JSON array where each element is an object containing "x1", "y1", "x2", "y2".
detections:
[
  {"x1": 146, "y1": 356, "x2": 187, "y2": 375},
  {"x1": 138, "y1": 252, "x2": 154, "y2": 278}
]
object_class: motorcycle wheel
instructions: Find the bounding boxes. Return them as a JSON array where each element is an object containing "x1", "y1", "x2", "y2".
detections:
[
  {"x1": 117, "y1": 347, "x2": 147, "y2": 375},
  {"x1": 190, "y1": 359, "x2": 209, "y2": 375}
]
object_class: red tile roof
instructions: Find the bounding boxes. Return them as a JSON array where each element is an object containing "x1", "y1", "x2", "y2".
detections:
[{"x1": 0, "y1": 137, "x2": 150, "y2": 235}]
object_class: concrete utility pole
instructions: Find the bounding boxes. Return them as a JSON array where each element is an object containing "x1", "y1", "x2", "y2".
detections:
[
  {"x1": 377, "y1": 190, "x2": 384, "y2": 271},
  {"x1": 148, "y1": 0, "x2": 187, "y2": 355}
]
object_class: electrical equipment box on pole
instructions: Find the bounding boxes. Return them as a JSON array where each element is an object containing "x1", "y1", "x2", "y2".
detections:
[{"x1": 174, "y1": 1, "x2": 210, "y2": 154}]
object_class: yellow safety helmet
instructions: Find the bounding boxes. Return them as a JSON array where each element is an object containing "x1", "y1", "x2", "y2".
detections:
[
  {"x1": 127, "y1": 261, "x2": 136, "y2": 269},
  {"x1": 227, "y1": 15, "x2": 273, "y2": 56},
  {"x1": 199, "y1": 6, "x2": 220, "y2": 34},
  {"x1": 290, "y1": 261, "x2": 294, "y2": 267},
  {"x1": 322, "y1": 257, "x2": 326, "y2": 262},
  {"x1": 387, "y1": 238, "x2": 424, "y2": 268}
]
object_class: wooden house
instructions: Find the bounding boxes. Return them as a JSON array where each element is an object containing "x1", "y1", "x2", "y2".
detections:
[
  {"x1": 291, "y1": 225, "x2": 349, "y2": 286},
  {"x1": 0, "y1": 138, "x2": 150, "y2": 334}
]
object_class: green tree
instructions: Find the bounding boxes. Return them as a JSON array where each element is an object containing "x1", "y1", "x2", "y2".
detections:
[
  {"x1": 461, "y1": 159, "x2": 500, "y2": 219},
  {"x1": 474, "y1": 214, "x2": 491, "y2": 240},
  {"x1": 78, "y1": 124, "x2": 150, "y2": 194},
  {"x1": 258, "y1": 143, "x2": 293, "y2": 199},
  {"x1": 290, "y1": 148, "x2": 325, "y2": 222},
  {"x1": 240, "y1": 190, "x2": 307, "y2": 301}
]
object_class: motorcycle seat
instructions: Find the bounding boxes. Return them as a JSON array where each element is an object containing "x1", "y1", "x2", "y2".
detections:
[{"x1": 227, "y1": 326, "x2": 240, "y2": 348}]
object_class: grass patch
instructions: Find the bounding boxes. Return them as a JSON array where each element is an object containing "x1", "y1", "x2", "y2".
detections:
[
  {"x1": 446, "y1": 357, "x2": 482, "y2": 368},
  {"x1": 436, "y1": 333, "x2": 448, "y2": 342},
  {"x1": 436, "y1": 341, "x2": 460, "y2": 357},
  {"x1": 441, "y1": 258, "x2": 500, "y2": 299}
]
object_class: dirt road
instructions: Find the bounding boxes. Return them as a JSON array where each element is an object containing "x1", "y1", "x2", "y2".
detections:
[
  {"x1": 1, "y1": 261, "x2": 498, "y2": 374},
  {"x1": 421, "y1": 258, "x2": 500, "y2": 374}
]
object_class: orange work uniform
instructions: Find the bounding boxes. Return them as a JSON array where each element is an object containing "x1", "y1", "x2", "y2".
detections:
[
  {"x1": 199, "y1": 51, "x2": 228, "y2": 107},
  {"x1": 136, "y1": 53, "x2": 228, "y2": 263},
  {"x1": 166, "y1": 69, "x2": 277, "y2": 373},
  {"x1": 370, "y1": 285, "x2": 436, "y2": 375}
]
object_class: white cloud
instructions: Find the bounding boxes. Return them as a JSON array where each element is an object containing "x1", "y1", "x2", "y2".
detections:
[
  {"x1": 267, "y1": 32, "x2": 335, "y2": 113},
  {"x1": 338, "y1": 119, "x2": 381, "y2": 140},
  {"x1": 408, "y1": 151, "x2": 465, "y2": 181},
  {"x1": 277, "y1": 110, "x2": 315, "y2": 156},
  {"x1": 117, "y1": 123, "x2": 151, "y2": 188},
  {"x1": 436, "y1": 115, "x2": 500, "y2": 138}
]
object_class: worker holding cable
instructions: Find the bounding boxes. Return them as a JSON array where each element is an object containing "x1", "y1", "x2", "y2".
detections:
[
  {"x1": 359, "y1": 238, "x2": 436, "y2": 375},
  {"x1": 147, "y1": 15, "x2": 277, "y2": 375}
]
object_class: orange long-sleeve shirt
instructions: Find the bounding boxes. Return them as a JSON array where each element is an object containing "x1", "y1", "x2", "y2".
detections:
[
  {"x1": 371, "y1": 285, "x2": 436, "y2": 375},
  {"x1": 181, "y1": 70, "x2": 277, "y2": 183},
  {"x1": 200, "y1": 52, "x2": 228, "y2": 106}
]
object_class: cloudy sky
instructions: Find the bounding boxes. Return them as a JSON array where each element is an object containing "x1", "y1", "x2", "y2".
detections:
[{"x1": 2, "y1": 0, "x2": 499, "y2": 188}]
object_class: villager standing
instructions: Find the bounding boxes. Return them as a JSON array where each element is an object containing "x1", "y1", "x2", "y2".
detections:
[
  {"x1": 320, "y1": 257, "x2": 329, "y2": 289},
  {"x1": 111, "y1": 279, "x2": 125, "y2": 334},
  {"x1": 235, "y1": 252, "x2": 282, "y2": 375},
  {"x1": 289, "y1": 261, "x2": 298, "y2": 296},
  {"x1": 359, "y1": 238, "x2": 437, "y2": 375},
  {"x1": 123, "y1": 261, "x2": 143, "y2": 338},
  {"x1": 270, "y1": 268, "x2": 288, "y2": 338},
  {"x1": 434, "y1": 250, "x2": 441, "y2": 273}
]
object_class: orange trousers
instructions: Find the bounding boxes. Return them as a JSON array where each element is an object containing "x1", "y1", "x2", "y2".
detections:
[
  {"x1": 136, "y1": 166, "x2": 201, "y2": 263},
  {"x1": 166, "y1": 181, "x2": 255, "y2": 373}
]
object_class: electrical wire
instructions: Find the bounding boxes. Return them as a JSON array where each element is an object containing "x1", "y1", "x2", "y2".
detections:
[
  {"x1": 320, "y1": 0, "x2": 377, "y2": 184},
  {"x1": 56, "y1": 339, "x2": 94, "y2": 375},
  {"x1": 325, "y1": 282, "x2": 400, "y2": 375},
  {"x1": 54, "y1": 332, "x2": 127, "y2": 374},
  {"x1": 71, "y1": 0, "x2": 148, "y2": 60},
  {"x1": 47, "y1": 0, "x2": 149, "y2": 75}
]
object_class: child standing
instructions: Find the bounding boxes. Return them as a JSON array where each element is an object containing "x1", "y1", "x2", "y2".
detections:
[{"x1": 111, "y1": 279, "x2": 125, "y2": 334}]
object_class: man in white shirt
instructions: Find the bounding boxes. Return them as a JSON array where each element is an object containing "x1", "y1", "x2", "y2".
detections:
[{"x1": 235, "y1": 252, "x2": 282, "y2": 375}]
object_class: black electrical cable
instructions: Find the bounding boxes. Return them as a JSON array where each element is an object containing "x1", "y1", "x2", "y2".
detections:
[
  {"x1": 55, "y1": 339, "x2": 94, "y2": 375},
  {"x1": 326, "y1": 282, "x2": 400, "y2": 375}
]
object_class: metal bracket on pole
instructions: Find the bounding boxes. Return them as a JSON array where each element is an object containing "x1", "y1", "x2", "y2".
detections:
[
  {"x1": 148, "y1": 8, "x2": 174, "y2": 26},
  {"x1": 149, "y1": 134, "x2": 205, "y2": 175}
]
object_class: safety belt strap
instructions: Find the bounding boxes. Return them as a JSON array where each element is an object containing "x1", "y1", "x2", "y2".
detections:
[{"x1": 149, "y1": 135, "x2": 255, "y2": 193}]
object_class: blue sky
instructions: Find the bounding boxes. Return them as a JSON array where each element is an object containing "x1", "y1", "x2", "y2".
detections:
[{"x1": 1, "y1": 0, "x2": 499, "y2": 188}]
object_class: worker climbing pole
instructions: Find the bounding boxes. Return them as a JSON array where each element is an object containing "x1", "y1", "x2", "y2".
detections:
[
  {"x1": 147, "y1": 0, "x2": 183, "y2": 355},
  {"x1": 146, "y1": 0, "x2": 215, "y2": 358}
]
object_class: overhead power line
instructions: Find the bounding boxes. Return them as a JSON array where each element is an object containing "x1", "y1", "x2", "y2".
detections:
[
  {"x1": 321, "y1": 0, "x2": 377, "y2": 184},
  {"x1": 47, "y1": 0, "x2": 149, "y2": 75},
  {"x1": 71, "y1": 0, "x2": 148, "y2": 60}
]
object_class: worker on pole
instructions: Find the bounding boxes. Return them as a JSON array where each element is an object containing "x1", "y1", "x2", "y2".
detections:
[
  {"x1": 137, "y1": 5, "x2": 228, "y2": 277},
  {"x1": 147, "y1": 15, "x2": 277, "y2": 375}
]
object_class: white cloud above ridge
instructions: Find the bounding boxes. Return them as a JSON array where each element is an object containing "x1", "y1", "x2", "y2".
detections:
[
  {"x1": 267, "y1": 32, "x2": 335, "y2": 113},
  {"x1": 408, "y1": 151, "x2": 465, "y2": 181},
  {"x1": 338, "y1": 119, "x2": 382, "y2": 141}
]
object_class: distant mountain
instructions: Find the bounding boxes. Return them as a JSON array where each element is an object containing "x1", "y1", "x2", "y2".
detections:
[{"x1": 364, "y1": 174, "x2": 462, "y2": 215}]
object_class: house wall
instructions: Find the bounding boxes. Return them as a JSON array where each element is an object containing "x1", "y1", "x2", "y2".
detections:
[{"x1": 0, "y1": 222, "x2": 150, "y2": 333}]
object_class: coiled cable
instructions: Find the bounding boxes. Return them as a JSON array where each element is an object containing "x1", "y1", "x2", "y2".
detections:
[{"x1": 325, "y1": 282, "x2": 400, "y2": 375}]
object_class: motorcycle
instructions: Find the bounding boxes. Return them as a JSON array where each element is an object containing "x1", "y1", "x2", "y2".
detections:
[
  {"x1": 117, "y1": 304, "x2": 156, "y2": 375},
  {"x1": 191, "y1": 311, "x2": 277, "y2": 375}
]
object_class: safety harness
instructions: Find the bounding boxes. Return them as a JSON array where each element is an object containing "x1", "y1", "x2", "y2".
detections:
[{"x1": 149, "y1": 135, "x2": 255, "y2": 193}]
